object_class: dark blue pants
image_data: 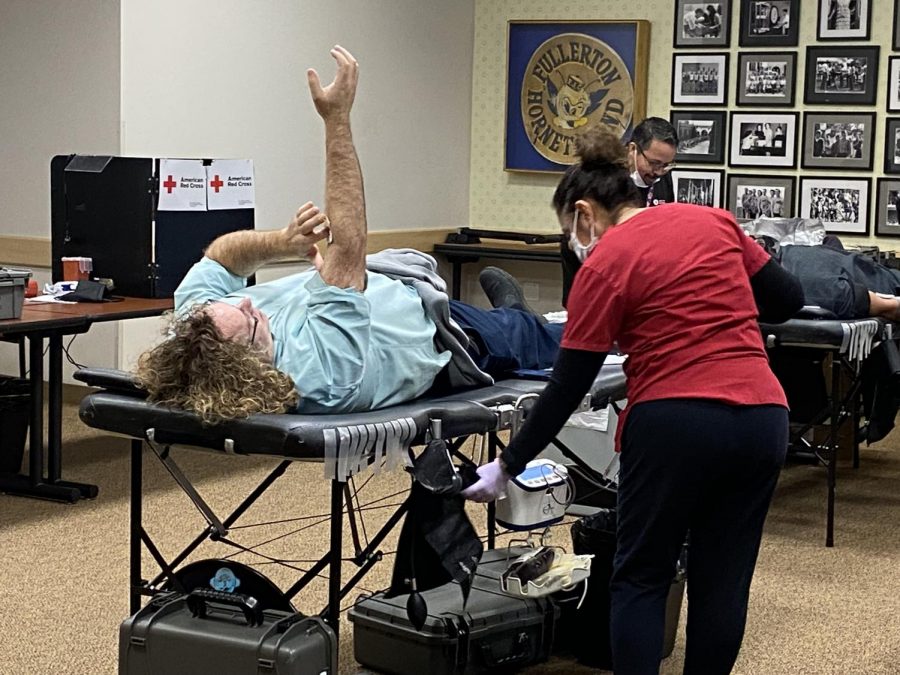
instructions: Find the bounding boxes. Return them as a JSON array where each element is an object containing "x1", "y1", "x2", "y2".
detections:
[
  {"x1": 612, "y1": 400, "x2": 788, "y2": 675},
  {"x1": 448, "y1": 300, "x2": 564, "y2": 375}
]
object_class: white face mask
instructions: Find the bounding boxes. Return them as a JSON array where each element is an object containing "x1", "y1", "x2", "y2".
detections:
[
  {"x1": 568, "y1": 210, "x2": 598, "y2": 263},
  {"x1": 631, "y1": 170, "x2": 650, "y2": 189},
  {"x1": 630, "y1": 146, "x2": 661, "y2": 189}
]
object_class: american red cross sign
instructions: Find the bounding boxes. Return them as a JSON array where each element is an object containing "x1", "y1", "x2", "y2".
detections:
[
  {"x1": 163, "y1": 175, "x2": 177, "y2": 194},
  {"x1": 209, "y1": 175, "x2": 224, "y2": 192}
]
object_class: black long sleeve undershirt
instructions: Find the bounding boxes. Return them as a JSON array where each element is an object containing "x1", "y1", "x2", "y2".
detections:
[
  {"x1": 502, "y1": 259, "x2": 802, "y2": 476},
  {"x1": 750, "y1": 258, "x2": 805, "y2": 323},
  {"x1": 500, "y1": 347, "x2": 608, "y2": 476}
]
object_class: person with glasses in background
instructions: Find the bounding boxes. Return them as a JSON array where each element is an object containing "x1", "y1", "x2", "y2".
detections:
[{"x1": 556, "y1": 117, "x2": 678, "y2": 307}]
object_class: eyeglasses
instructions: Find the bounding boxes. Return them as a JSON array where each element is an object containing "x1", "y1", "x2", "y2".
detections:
[
  {"x1": 248, "y1": 315, "x2": 259, "y2": 346},
  {"x1": 636, "y1": 145, "x2": 676, "y2": 173}
]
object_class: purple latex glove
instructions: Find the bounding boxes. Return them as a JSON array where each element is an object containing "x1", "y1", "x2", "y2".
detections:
[{"x1": 460, "y1": 458, "x2": 512, "y2": 502}]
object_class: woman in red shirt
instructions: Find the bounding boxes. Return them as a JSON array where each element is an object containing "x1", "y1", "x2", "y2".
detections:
[{"x1": 463, "y1": 129, "x2": 804, "y2": 675}]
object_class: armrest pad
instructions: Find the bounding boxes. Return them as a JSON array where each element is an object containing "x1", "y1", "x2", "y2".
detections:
[
  {"x1": 74, "y1": 367, "x2": 147, "y2": 398},
  {"x1": 795, "y1": 305, "x2": 838, "y2": 320}
]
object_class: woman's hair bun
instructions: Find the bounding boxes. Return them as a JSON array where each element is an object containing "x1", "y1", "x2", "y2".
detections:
[{"x1": 575, "y1": 128, "x2": 628, "y2": 171}]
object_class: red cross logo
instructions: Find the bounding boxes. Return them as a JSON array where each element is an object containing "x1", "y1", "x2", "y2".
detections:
[
  {"x1": 210, "y1": 175, "x2": 224, "y2": 192},
  {"x1": 163, "y1": 175, "x2": 177, "y2": 194}
]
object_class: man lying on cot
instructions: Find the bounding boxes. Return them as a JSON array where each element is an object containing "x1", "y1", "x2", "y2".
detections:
[
  {"x1": 135, "y1": 46, "x2": 562, "y2": 424},
  {"x1": 756, "y1": 237, "x2": 900, "y2": 322}
]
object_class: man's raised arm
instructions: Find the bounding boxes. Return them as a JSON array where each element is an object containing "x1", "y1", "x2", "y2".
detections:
[{"x1": 307, "y1": 45, "x2": 367, "y2": 291}]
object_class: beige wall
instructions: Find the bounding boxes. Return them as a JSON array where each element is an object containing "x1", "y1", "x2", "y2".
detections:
[
  {"x1": 0, "y1": 0, "x2": 121, "y2": 239},
  {"x1": 0, "y1": 1, "x2": 475, "y2": 379},
  {"x1": 120, "y1": 0, "x2": 474, "y2": 234},
  {"x1": 469, "y1": 0, "x2": 896, "y2": 249}
]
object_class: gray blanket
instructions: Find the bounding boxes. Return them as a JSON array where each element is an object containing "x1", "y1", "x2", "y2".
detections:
[{"x1": 366, "y1": 248, "x2": 494, "y2": 389}]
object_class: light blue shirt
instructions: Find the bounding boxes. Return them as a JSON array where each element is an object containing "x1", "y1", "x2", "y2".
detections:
[{"x1": 175, "y1": 257, "x2": 451, "y2": 414}]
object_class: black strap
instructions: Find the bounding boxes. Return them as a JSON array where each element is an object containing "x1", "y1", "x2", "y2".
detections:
[{"x1": 501, "y1": 348, "x2": 607, "y2": 476}]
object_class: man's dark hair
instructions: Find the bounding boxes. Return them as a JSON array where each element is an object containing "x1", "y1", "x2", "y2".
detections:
[{"x1": 630, "y1": 117, "x2": 678, "y2": 150}]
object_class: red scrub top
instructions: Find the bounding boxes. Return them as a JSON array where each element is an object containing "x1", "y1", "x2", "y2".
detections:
[{"x1": 562, "y1": 203, "x2": 787, "y2": 447}]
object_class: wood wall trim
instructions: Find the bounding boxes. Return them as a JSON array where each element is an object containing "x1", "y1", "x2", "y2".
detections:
[
  {"x1": 0, "y1": 228, "x2": 455, "y2": 269},
  {"x1": 365, "y1": 228, "x2": 454, "y2": 253},
  {"x1": 0, "y1": 236, "x2": 51, "y2": 267}
]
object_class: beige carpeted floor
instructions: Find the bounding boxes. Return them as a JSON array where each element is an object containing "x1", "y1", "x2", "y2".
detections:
[{"x1": 1, "y1": 396, "x2": 899, "y2": 674}]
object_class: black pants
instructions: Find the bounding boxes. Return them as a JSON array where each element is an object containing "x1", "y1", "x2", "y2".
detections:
[{"x1": 611, "y1": 399, "x2": 788, "y2": 675}]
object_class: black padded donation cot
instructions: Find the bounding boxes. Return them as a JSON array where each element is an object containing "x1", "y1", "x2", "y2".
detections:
[
  {"x1": 76, "y1": 364, "x2": 628, "y2": 649},
  {"x1": 759, "y1": 308, "x2": 900, "y2": 547}
]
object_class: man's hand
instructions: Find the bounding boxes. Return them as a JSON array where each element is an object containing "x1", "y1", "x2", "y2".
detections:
[
  {"x1": 283, "y1": 201, "x2": 331, "y2": 258},
  {"x1": 307, "y1": 45, "x2": 359, "y2": 122}
]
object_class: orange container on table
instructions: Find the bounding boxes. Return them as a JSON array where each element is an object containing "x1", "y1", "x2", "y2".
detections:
[{"x1": 61, "y1": 257, "x2": 92, "y2": 282}]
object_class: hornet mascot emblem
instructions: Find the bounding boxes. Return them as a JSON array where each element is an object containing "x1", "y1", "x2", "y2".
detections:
[{"x1": 546, "y1": 73, "x2": 608, "y2": 130}]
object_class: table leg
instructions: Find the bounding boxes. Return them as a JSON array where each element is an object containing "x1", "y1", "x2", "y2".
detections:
[
  {"x1": 47, "y1": 335, "x2": 63, "y2": 482},
  {"x1": 28, "y1": 336, "x2": 44, "y2": 485},
  {"x1": 0, "y1": 335, "x2": 82, "y2": 502},
  {"x1": 46, "y1": 334, "x2": 98, "y2": 499}
]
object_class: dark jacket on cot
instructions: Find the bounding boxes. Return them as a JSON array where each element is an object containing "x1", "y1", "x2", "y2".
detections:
[{"x1": 775, "y1": 245, "x2": 900, "y2": 318}]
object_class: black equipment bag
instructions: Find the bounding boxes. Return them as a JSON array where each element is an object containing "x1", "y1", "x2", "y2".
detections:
[
  {"x1": 559, "y1": 509, "x2": 686, "y2": 669},
  {"x1": 119, "y1": 590, "x2": 337, "y2": 674},
  {"x1": 349, "y1": 547, "x2": 558, "y2": 675}
]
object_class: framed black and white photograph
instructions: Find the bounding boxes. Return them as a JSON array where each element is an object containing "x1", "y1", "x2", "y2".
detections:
[
  {"x1": 894, "y1": 0, "x2": 900, "y2": 51},
  {"x1": 729, "y1": 111, "x2": 798, "y2": 168},
  {"x1": 671, "y1": 169, "x2": 724, "y2": 208},
  {"x1": 739, "y1": 0, "x2": 799, "y2": 47},
  {"x1": 801, "y1": 112, "x2": 875, "y2": 171},
  {"x1": 727, "y1": 174, "x2": 796, "y2": 222},
  {"x1": 736, "y1": 51, "x2": 796, "y2": 107},
  {"x1": 884, "y1": 118, "x2": 900, "y2": 174},
  {"x1": 670, "y1": 110, "x2": 727, "y2": 164},
  {"x1": 817, "y1": 0, "x2": 870, "y2": 41},
  {"x1": 889, "y1": 57, "x2": 900, "y2": 113},
  {"x1": 673, "y1": 1, "x2": 732, "y2": 48},
  {"x1": 800, "y1": 177, "x2": 870, "y2": 235},
  {"x1": 804, "y1": 46, "x2": 879, "y2": 106},
  {"x1": 875, "y1": 178, "x2": 900, "y2": 237},
  {"x1": 671, "y1": 53, "x2": 729, "y2": 106}
]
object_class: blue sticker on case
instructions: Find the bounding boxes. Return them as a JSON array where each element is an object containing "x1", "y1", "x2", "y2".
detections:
[{"x1": 209, "y1": 567, "x2": 241, "y2": 593}]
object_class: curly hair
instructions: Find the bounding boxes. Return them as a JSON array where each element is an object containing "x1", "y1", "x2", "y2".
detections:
[{"x1": 135, "y1": 306, "x2": 299, "y2": 425}]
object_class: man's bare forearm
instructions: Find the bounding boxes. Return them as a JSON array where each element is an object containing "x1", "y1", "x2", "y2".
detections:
[
  {"x1": 323, "y1": 118, "x2": 367, "y2": 284},
  {"x1": 204, "y1": 201, "x2": 330, "y2": 278},
  {"x1": 204, "y1": 229, "x2": 294, "y2": 278}
]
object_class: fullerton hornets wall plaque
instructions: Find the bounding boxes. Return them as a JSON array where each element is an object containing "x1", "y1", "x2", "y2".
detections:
[{"x1": 505, "y1": 20, "x2": 650, "y2": 173}]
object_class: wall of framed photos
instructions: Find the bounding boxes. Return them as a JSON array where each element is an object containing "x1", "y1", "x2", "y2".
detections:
[
  {"x1": 470, "y1": 0, "x2": 900, "y2": 247},
  {"x1": 670, "y1": 0, "x2": 900, "y2": 244}
]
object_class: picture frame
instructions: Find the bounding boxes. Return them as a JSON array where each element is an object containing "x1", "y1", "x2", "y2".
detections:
[
  {"x1": 671, "y1": 169, "x2": 725, "y2": 208},
  {"x1": 739, "y1": 0, "x2": 800, "y2": 47},
  {"x1": 673, "y1": 1, "x2": 732, "y2": 48},
  {"x1": 884, "y1": 118, "x2": 900, "y2": 174},
  {"x1": 875, "y1": 178, "x2": 900, "y2": 237},
  {"x1": 671, "y1": 52, "x2": 729, "y2": 106},
  {"x1": 504, "y1": 20, "x2": 651, "y2": 173},
  {"x1": 804, "y1": 46, "x2": 880, "y2": 106},
  {"x1": 736, "y1": 51, "x2": 797, "y2": 107},
  {"x1": 799, "y1": 177, "x2": 870, "y2": 235},
  {"x1": 889, "y1": 57, "x2": 900, "y2": 113},
  {"x1": 670, "y1": 110, "x2": 727, "y2": 164},
  {"x1": 817, "y1": 0, "x2": 870, "y2": 41},
  {"x1": 801, "y1": 112, "x2": 875, "y2": 171},
  {"x1": 729, "y1": 111, "x2": 798, "y2": 169},
  {"x1": 894, "y1": 0, "x2": 900, "y2": 51},
  {"x1": 727, "y1": 174, "x2": 796, "y2": 222}
]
